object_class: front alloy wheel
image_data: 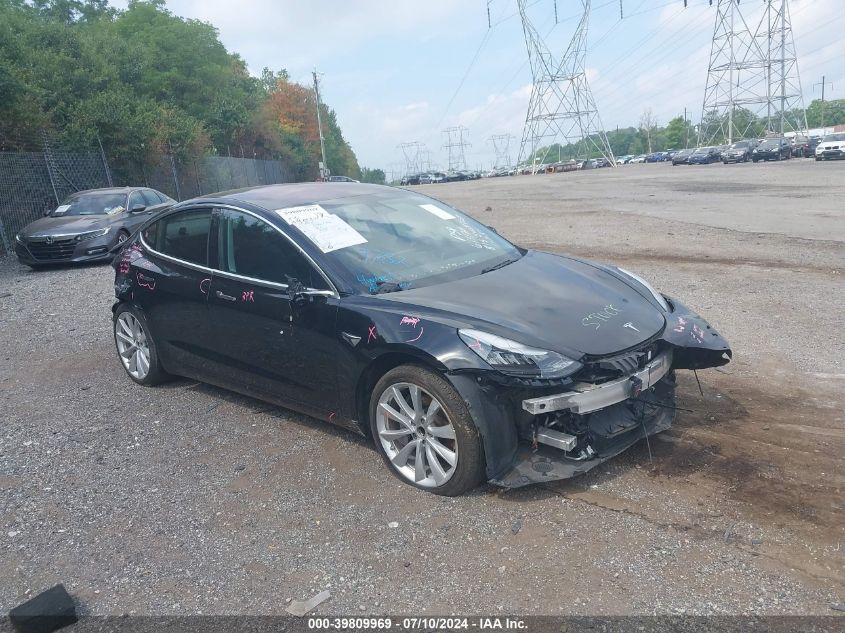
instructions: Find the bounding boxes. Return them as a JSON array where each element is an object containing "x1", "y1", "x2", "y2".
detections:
[
  {"x1": 376, "y1": 382, "x2": 458, "y2": 488},
  {"x1": 370, "y1": 365, "x2": 485, "y2": 496}
]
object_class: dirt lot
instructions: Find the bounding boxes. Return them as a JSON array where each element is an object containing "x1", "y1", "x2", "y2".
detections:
[{"x1": 1, "y1": 160, "x2": 843, "y2": 617}]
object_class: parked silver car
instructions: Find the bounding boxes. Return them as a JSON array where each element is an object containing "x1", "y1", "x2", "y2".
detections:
[{"x1": 14, "y1": 187, "x2": 174, "y2": 268}]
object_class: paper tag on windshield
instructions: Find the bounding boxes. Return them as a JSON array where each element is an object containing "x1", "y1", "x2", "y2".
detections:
[
  {"x1": 419, "y1": 203, "x2": 455, "y2": 220},
  {"x1": 53, "y1": 205, "x2": 71, "y2": 215},
  {"x1": 276, "y1": 204, "x2": 367, "y2": 253}
]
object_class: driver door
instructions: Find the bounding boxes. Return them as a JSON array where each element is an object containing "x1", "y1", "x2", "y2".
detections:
[{"x1": 206, "y1": 207, "x2": 341, "y2": 414}]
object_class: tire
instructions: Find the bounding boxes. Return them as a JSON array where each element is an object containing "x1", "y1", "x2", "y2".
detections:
[
  {"x1": 113, "y1": 303, "x2": 169, "y2": 386},
  {"x1": 116, "y1": 229, "x2": 130, "y2": 245},
  {"x1": 369, "y1": 364, "x2": 485, "y2": 496}
]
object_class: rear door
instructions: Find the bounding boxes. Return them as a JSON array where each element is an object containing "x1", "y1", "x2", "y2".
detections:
[
  {"x1": 206, "y1": 207, "x2": 341, "y2": 413},
  {"x1": 136, "y1": 207, "x2": 218, "y2": 378}
]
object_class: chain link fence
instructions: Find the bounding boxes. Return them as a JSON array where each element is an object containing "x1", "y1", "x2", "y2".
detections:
[{"x1": 0, "y1": 133, "x2": 291, "y2": 257}]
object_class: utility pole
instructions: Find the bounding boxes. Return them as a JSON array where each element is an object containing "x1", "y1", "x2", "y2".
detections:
[
  {"x1": 814, "y1": 75, "x2": 831, "y2": 129},
  {"x1": 312, "y1": 69, "x2": 328, "y2": 180}
]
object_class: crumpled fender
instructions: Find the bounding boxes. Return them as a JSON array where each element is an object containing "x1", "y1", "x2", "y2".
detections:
[
  {"x1": 447, "y1": 373, "x2": 519, "y2": 482},
  {"x1": 662, "y1": 297, "x2": 732, "y2": 370}
]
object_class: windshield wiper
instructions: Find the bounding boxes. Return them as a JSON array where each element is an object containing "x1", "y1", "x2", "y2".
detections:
[
  {"x1": 371, "y1": 280, "x2": 406, "y2": 294},
  {"x1": 481, "y1": 258, "x2": 519, "y2": 274}
]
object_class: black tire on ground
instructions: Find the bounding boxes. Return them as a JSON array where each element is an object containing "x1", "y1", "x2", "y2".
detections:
[
  {"x1": 815, "y1": 156, "x2": 822, "y2": 161},
  {"x1": 113, "y1": 302, "x2": 169, "y2": 386},
  {"x1": 369, "y1": 364, "x2": 485, "y2": 496}
]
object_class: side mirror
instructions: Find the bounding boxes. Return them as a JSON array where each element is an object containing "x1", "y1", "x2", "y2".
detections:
[
  {"x1": 130, "y1": 204, "x2": 147, "y2": 214},
  {"x1": 486, "y1": 225, "x2": 499, "y2": 235},
  {"x1": 285, "y1": 275, "x2": 308, "y2": 303}
]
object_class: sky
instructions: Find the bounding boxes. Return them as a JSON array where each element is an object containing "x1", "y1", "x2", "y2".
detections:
[{"x1": 112, "y1": 0, "x2": 844, "y2": 175}]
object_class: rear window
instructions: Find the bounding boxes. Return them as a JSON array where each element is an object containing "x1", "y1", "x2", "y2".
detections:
[
  {"x1": 142, "y1": 208, "x2": 212, "y2": 266},
  {"x1": 142, "y1": 190, "x2": 163, "y2": 205}
]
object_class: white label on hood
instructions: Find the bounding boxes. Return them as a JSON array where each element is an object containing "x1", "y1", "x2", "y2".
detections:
[
  {"x1": 275, "y1": 204, "x2": 367, "y2": 253},
  {"x1": 419, "y1": 203, "x2": 455, "y2": 220},
  {"x1": 53, "y1": 205, "x2": 71, "y2": 215}
]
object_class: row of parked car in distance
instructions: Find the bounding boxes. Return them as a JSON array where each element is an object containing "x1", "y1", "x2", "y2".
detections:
[
  {"x1": 618, "y1": 132, "x2": 845, "y2": 166},
  {"x1": 400, "y1": 170, "x2": 482, "y2": 185}
]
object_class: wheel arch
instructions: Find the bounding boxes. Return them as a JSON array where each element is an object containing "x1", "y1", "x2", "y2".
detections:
[{"x1": 354, "y1": 350, "x2": 447, "y2": 439}]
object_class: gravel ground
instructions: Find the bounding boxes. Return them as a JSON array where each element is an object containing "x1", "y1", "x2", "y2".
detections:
[{"x1": 1, "y1": 160, "x2": 844, "y2": 617}]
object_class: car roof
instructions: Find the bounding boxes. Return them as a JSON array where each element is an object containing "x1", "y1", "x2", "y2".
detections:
[
  {"x1": 192, "y1": 182, "x2": 393, "y2": 211},
  {"x1": 70, "y1": 187, "x2": 140, "y2": 197}
]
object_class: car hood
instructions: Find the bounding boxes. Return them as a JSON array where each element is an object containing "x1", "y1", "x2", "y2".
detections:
[
  {"x1": 376, "y1": 250, "x2": 666, "y2": 358},
  {"x1": 21, "y1": 214, "x2": 115, "y2": 237},
  {"x1": 817, "y1": 142, "x2": 841, "y2": 149}
]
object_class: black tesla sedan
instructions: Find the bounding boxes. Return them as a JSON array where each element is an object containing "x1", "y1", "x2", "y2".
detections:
[
  {"x1": 110, "y1": 183, "x2": 731, "y2": 495},
  {"x1": 15, "y1": 187, "x2": 174, "y2": 268}
]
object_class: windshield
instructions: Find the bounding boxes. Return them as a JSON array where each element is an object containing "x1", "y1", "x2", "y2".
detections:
[
  {"x1": 730, "y1": 141, "x2": 751, "y2": 149},
  {"x1": 51, "y1": 192, "x2": 126, "y2": 217},
  {"x1": 278, "y1": 191, "x2": 522, "y2": 294},
  {"x1": 759, "y1": 139, "x2": 781, "y2": 148},
  {"x1": 693, "y1": 147, "x2": 712, "y2": 154},
  {"x1": 822, "y1": 133, "x2": 845, "y2": 142}
]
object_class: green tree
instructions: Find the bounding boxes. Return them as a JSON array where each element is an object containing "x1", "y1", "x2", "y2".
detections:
[
  {"x1": 805, "y1": 98, "x2": 845, "y2": 128},
  {"x1": 663, "y1": 116, "x2": 694, "y2": 149},
  {"x1": 360, "y1": 168, "x2": 386, "y2": 184}
]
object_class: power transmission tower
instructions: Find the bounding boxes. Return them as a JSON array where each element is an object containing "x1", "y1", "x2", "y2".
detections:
[
  {"x1": 442, "y1": 126, "x2": 471, "y2": 171},
  {"x1": 516, "y1": 0, "x2": 615, "y2": 172},
  {"x1": 698, "y1": 0, "x2": 807, "y2": 145},
  {"x1": 489, "y1": 134, "x2": 515, "y2": 168},
  {"x1": 397, "y1": 142, "x2": 425, "y2": 176}
]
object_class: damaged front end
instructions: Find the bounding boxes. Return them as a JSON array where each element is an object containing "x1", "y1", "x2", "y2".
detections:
[{"x1": 456, "y1": 300, "x2": 731, "y2": 488}]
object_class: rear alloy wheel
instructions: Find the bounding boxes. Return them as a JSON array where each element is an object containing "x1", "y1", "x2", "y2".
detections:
[
  {"x1": 370, "y1": 366, "x2": 484, "y2": 496},
  {"x1": 113, "y1": 305, "x2": 168, "y2": 385}
]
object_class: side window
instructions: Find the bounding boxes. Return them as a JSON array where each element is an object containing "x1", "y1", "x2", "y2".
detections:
[
  {"x1": 142, "y1": 189, "x2": 162, "y2": 206},
  {"x1": 217, "y1": 209, "x2": 328, "y2": 289},
  {"x1": 144, "y1": 208, "x2": 212, "y2": 266},
  {"x1": 128, "y1": 191, "x2": 145, "y2": 210}
]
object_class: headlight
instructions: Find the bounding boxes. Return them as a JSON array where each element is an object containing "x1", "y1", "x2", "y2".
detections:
[
  {"x1": 617, "y1": 267, "x2": 670, "y2": 312},
  {"x1": 458, "y1": 329, "x2": 579, "y2": 379},
  {"x1": 75, "y1": 227, "x2": 110, "y2": 242}
]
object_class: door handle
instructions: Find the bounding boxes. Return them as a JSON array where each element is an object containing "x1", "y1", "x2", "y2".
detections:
[{"x1": 215, "y1": 290, "x2": 237, "y2": 302}]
